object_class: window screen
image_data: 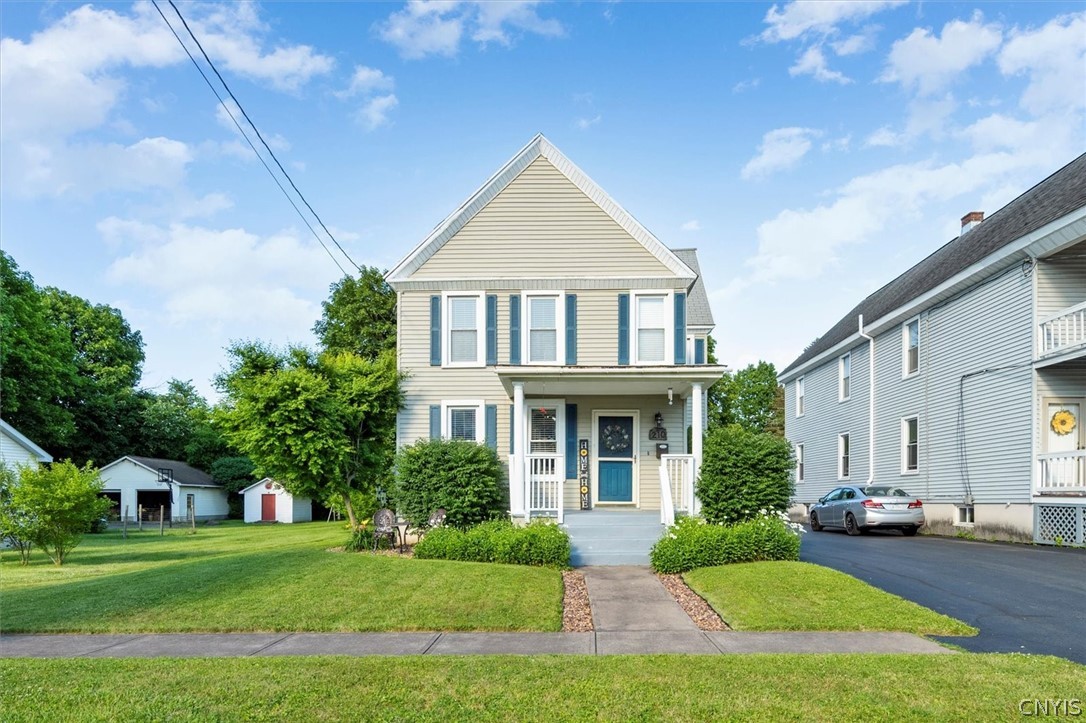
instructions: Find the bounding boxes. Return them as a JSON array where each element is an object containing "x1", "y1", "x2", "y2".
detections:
[
  {"x1": 450, "y1": 297, "x2": 478, "y2": 363},
  {"x1": 529, "y1": 297, "x2": 557, "y2": 362},
  {"x1": 637, "y1": 295, "x2": 666, "y2": 362}
]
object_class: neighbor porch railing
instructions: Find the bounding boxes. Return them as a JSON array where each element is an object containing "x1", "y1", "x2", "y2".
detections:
[
  {"x1": 659, "y1": 454, "x2": 695, "y2": 526},
  {"x1": 1038, "y1": 301, "x2": 1086, "y2": 359},
  {"x1": 1037, "y1": 450, "x2": 1086, "y2": 493},
  {"x1": 526, "y1": 453, "x2": 564, "y2": 523}
]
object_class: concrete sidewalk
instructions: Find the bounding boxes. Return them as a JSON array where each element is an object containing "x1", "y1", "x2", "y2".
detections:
[{"x1": 0, "y1": 631, "x2": 953, "y2": 657}]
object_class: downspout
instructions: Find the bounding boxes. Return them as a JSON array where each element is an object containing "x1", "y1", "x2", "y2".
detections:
[{"x1": 858, "y1": 315, "x2": 875, "y2": 485}]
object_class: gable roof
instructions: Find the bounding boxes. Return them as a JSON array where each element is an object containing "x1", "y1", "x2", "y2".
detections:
[
  {"x1": 782, "y1": 153, "x2": 1086, "y2": 377},
  {"x1": 671, "y1": 248, "x2": 714, "y2": 328},
  {"x1": 101, "y1": 456, "x2": 221, "y2": 488},
  {"x1": 0, "y1": 419, "x2": 53, "y2": 463},
  {"x1": 386, "y1": 134, "x2": 696, "y2": 284}
]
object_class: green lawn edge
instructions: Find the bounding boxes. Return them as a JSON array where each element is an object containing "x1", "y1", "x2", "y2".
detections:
[
  {"x1": 2, "y1": 654, "x2": 1081, "y2": 722},
  {"x1": 684, "y1": 561, "x2": 977, "y2": 636}
]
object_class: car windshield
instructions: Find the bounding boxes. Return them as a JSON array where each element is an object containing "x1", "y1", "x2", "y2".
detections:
[{"x1": 863, "y1": 486, "x2": 910, "y2": 497}]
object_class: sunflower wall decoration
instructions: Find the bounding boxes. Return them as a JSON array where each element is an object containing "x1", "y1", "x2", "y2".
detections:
[{"x1": 1050, "y1": 408, "x2": 1077, "y2": 437}]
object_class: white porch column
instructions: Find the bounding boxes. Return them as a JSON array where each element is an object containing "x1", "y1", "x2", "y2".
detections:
[
  {"x1": 691, "y1": 382, "x2": 703, "y2": 515},
  {"x1": 512, "y1": 382, "x2": 526, "y2": 517}
]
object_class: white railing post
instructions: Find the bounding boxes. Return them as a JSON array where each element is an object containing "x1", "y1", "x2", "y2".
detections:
[
  {"x1": 1037, "y1": 451, "x2": 1086, "y2": 491},
  {"x1": 1038, "y1": 300, "x2": 1086, "y2": 358},
  {"x1": 513, "y1": 382, "x2": 526, "y2": 518},
  {"x1": 691, "y1": 383, "x2": 704, "y2": 516},
  {"x1": 660, "y1": 465, "x2": 675, "y2": 526}
]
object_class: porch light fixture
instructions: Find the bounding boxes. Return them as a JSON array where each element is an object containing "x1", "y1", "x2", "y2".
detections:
[{"x1": 667, "y1": 387, "x2": 673, "y2": 406}]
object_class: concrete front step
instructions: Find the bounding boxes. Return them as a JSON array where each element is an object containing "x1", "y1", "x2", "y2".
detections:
[{"x1": 563, "y1": 511, "x2": 664, "y2": 567}]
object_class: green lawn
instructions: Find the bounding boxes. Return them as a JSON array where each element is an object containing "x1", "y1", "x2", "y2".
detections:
[
  {"x1": 0, "y1": 521, "x2": 562, "y2": 632},
  {"x1": 3, "y1": 654, "x2": 1082, "y2": 721},
  {"x1": 684, "y1": 561, "x2": 976, "y2": 635}
]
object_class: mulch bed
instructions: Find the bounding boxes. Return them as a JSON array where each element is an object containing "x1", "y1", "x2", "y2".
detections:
[
  {"x1": 562, "y1": 570, "x2": 593, "y2": 632},
  {"x1": 656, "y1": 573, "x2": 729, "y2": 631}
]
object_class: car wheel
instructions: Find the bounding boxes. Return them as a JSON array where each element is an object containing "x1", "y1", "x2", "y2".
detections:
[
  {"x1": 902, "y1": 526, "x2": 919, "y2": 537},
  {"x1": 810, "y1": 512, "x2": 824, "y2": 531},
  {"x1": 845, "y1": 513, "x2": 863, "y2": 536}
]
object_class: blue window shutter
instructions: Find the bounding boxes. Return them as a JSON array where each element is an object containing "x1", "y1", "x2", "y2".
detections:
[
  {"x1": 674, "y1": 292, "x2": 687, "y2": 365},
  {"x1": 429, "y1": 405, "x2": 441, "y2": 439},
  {"x1": 485, "y1": 295, "x2": 498, "y2": 366},
  {"x1": 617, "y1": 294, "x2": 629, "y2": 366},
  {"x1": 565, "y1": 404, "x2": 577, "y2": 479},
  {"x1": 509, "y1": 405, "x2": 515, "y2": 454},
  {"x1": 509, "y1": 295, "x2": 521, "y2": 365},
  {"x1": 565, "y1": 294, "x2": 577, "y2": 365},
  {"x1": 695, "y1": 338, "x2": 706, "y2": 365},
  {"x1": 485, "y1": 405, "x2": 498, "y2": 451},
  {"x1": 429, "y1": 296, "x2": 441, "y2": 366}
]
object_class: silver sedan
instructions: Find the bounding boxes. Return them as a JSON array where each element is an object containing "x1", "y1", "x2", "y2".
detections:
[{"x1": 809, "y1": 485, "x2": 925, "y2": 536}]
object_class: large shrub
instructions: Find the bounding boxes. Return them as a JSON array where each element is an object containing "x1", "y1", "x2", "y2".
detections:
[
  {"x1": 650, "y1": 513, "x2": 802, "y2": 573},
  {"x1": 696, "y1": 424, "x2": 795, "y2": 524},
  {"x1": 414, "y1": 519, "x2": 570, "y2": 568},
  {"x1": 391, "y1": 439, "x2": 505, "y2": 528}
]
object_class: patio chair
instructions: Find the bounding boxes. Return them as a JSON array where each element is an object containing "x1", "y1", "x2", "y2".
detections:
[
  {"x1": 372, "y1": 508, "x2": 400, "y2": 552},
  {"x1": 427, "y1": 508, "x2": 447, "y2": 529}
]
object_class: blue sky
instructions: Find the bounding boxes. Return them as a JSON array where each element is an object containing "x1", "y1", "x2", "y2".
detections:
[{"x1": 2, "y1": 1, "x2": 1084, "y2": 398}]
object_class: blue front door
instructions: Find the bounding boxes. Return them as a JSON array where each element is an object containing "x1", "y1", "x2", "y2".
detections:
[{"x1": 598, "y1": 416, "x2": 634, "y2": 503}]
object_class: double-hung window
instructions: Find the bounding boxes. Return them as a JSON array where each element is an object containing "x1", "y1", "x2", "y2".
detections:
[
  {"x1": 796, "y1": 377, "x2": 805, "y2": 417},
  {"x1": 529, "y1": 407, "x2": 558, "y2": 454},
  {"x1": 441, "y1": 400, "x2": 485, "y2": 443},
  {"x1": 632, "y1": 292, "x2": 671, "y2": 364},
  {"x1": 902, "y1": 416, "x2": 919, "y2": 474},
  {"x1": 838, "y1": 433, "x2": 850, "y2": 480},
  {"x1": 524, "y1": 294, "x2": 563, "y2": 364},
  {"x1": 839, "y1": 353, "x2": 851, "y2": 401},
  {"x1": 446, "y1": 294, "x2": 484, "y2": 366},
  {"x1": 903, "y1": 318, "x2": 919, "y2": 376},
  {"x1": 796, "y1": 444, "x2": 804, "y2": 483}
]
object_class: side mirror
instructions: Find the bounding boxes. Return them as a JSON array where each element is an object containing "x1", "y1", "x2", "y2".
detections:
[{"x1": 817, "y1": 496, "x2": 826, "y2": 504}]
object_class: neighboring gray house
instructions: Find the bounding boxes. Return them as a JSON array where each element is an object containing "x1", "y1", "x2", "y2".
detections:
[{"x1": 779, "y1": 154, "x2": 1086, "y2": 545}]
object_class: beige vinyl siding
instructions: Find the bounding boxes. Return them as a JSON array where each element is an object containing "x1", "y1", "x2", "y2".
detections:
[
  {"x1": 410, "y1": 157, "x2": 674, "y2": 279},
  {"x1": 1036, "y1": 248, "x2": 1086, "y2": 318}
]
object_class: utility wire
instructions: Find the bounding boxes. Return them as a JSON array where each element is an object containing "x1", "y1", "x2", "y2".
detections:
[{"x1": 150, "y1": 0, "x2": 352, "y2": 276}]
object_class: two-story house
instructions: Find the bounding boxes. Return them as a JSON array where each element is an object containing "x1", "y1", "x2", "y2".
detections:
[
  {"x1": 779, "y1": 153, "x2": 1086, "y2": 545},
  {"x1": 386, "y1": 135, "x2": 726, "y2": 557}
]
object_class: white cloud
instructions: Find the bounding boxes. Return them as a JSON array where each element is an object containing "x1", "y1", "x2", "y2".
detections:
[
  {"x1": 741, "y1": 127, "x2": 820, "y2": 180},
  {"x1": 681, "y1": 220, "x2": 702, "y2": 232},
  {"x1": 214, "y1": 99, "x2": 291, "y2": 151},
  {"x1": 831, "y1": 29, "x2": 878, "y2": 56},
  {"x1": 575, "y1": 114, "x2": 602, "y2": 130},
  {"x1": 732, "y1": 78, "x2": 761, "y2": 93},
  {"x1": 999, "y1": 12, "x2": 1086, "y2": 115},
  {"x1": 335, "y1": 66, "x2": 395, "y2": 99},
  {"x1": 378, "y1": 1, "x2": 562, "y2": 59},
  {"x1": 865, "y1": 126, "x2": 903, "y2": 148},
  {"x1": 821, "y1": 135, "x2": 852, "y2": 152},
  {"x1": 789, "y1": 46, "x2": 851, "y2": 84},
  {"x1": 761, "y1": 1, "x2": 905, "y2": 43},
  {"x1": 880, "y1": 13, "x2": 1002, "y2": 95},
  {"x1": 357, "y1": 94, "x2": 400, "y2": 130}
]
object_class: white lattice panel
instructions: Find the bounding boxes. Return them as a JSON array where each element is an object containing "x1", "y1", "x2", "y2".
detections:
[{"x1": 1035, "y1": 505, "x2": 1084, "y2": 545}]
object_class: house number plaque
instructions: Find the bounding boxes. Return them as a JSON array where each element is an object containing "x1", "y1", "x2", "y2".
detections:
[{"x1": 578, "y1": 439, "x2": 590, "y2": 510}]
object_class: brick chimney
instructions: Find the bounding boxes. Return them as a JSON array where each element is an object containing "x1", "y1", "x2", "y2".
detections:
[{"x1": 961, "y1": 211, "x2": 984, "y2": 235}]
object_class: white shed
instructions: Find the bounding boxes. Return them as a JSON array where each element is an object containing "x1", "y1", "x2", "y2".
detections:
[
  {"x1": 0, "y1": 419, "x2": 53, "y2": 469},
  {"x1": 98, "y1": 456, "x2": 229, "y2": 522},
  {"x1": 240, "y1": 479, "x2": 312, "y2": 523}
]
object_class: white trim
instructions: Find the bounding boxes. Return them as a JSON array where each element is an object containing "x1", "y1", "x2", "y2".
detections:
[
  {"x1": 442, "y1": 292, "x2": 485, "y2": 368},
  {"x1": 440, "y1": 400, "x2": 486, "y2": 443},
  {"x1": 238, "y1": 478, "x2": 280, "y2": 495},
  {"x1": 391, "y1": 277, "x2": 693, "y2": 292},
  {"x1": 838, "y1": 432, "x2": 851, "y2": 481},
  {"x1": 0, "y1": 419, "x2": 52, "y2": 463},
  {"x1": 795, "y1": 443, "x2": 805, "y2": 483},
  {"x1": 902, "y1": 316, "x2": 920, "y2": 379},
  {"x1": 631, "y1": 289, "x2": 674, "y2": 366},
  {"x1": 901, "y1": 415, "x2": 919, "y2": 476},
  {"x1": 524, "y1": 398, "x2": 566, "y2": 461},
  {"x1": 795, "y1": 376, "x2": 805, "y2": 417},
  {"x1": 838, "y1": 352, "x2": 851, "y2": 402},
  {"x1": 386, "y1": 135, "x2": 697, "y2": 284},
  {"x1": 522, "y1": 292, "x2": 566, "y2": 366},
  {"x1": 592, "y1": 409, "x2": 640, "y2": 507}
]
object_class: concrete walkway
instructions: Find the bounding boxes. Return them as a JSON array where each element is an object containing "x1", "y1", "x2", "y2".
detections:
[{"x1": 0, "y1": 565, "x2": 954, "y2": 657}]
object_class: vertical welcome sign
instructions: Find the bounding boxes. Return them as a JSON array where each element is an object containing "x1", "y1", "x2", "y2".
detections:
[{"x1": 578, "y1": 439, "x2": 590, "y2": 510}]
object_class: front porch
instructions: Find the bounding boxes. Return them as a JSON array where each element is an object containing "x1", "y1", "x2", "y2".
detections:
[{"x1": 497, "y1": 365, "x2": 725, "y2": 524}]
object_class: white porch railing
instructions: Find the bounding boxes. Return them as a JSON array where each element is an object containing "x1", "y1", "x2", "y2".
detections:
[
  {"x1": 1038, "y1": 301, "x2": 1086, "y2": 358},
  {"x1": 1038, "y1": 451, "x2": 1086, "y2": 492},
  {"x1": 526, "y1": 453, "x2": 564, "y2": 523},
  {"x1": 659, "y1": 454, "x2": 695, "y2": 526}
]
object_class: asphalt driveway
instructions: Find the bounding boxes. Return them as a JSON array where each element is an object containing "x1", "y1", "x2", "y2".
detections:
[{"x1": 800, "y1": 527, "x2": 1086, "y2": 664}]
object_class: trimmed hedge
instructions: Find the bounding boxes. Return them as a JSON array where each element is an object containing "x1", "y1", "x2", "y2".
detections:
[
  {"x1": 391, "y1": 439, "x2": 505, "y2": 529},
  {"x1": 650, "y1": 514, "x2": 801, "y2": 573},
  {"x1": 414, "y1": 519, "x2": 571, "y2": 568},
  {"x1": 696, "y1": 424, "x2": 795, "y2": 524}
]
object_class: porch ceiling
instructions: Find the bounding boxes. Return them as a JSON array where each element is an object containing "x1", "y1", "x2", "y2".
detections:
[{"x1": 495, "y1": 365, "x2": 728, "y2": 397}]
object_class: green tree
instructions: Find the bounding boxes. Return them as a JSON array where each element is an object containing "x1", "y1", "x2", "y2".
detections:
[
  {"x1": 707, "y1": 357, "x2": 785, "y2": 436},
  {"x1": 0, "y1": 466, "x2": 35, "y2": 564},
  {"x1": 6, "y1": 460, "x2": 112, "y2": 566},
  {"x1": 216, "y1": 343, "x2": 403, "y2": 527},
  {"x1": 313, "y1": 267, "x2": 396, "y2": 359},
  {"x1": 696, "y1": 425, "x2": 795, "y2": 525},
  {"x1": 0, "y1": 252, "x2": 76, "y2": 452},
  {"x1": 139, "y1": 379, "x2": 230, "y2": 468},
  {"x1": 209, "y1": 456, "x2": 257, "y2": 495}
]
